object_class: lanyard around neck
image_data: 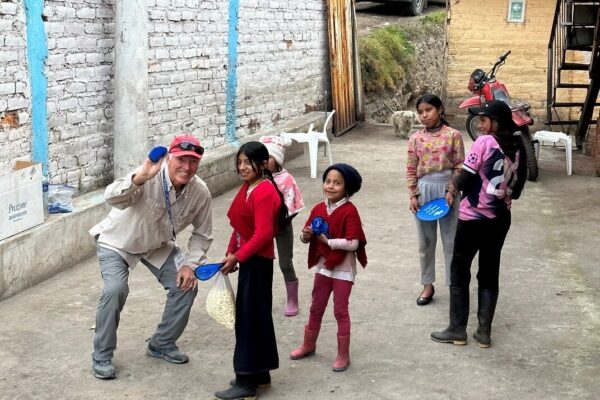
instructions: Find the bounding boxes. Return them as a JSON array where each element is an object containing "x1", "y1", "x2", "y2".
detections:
[{"x1": 162, "y1": 171, "x2": 177, "y2": 240}]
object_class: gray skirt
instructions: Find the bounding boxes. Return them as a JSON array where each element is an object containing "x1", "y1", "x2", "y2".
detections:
[{"x1": 417, "y1": 170, "x2": 452, "y2": 206}]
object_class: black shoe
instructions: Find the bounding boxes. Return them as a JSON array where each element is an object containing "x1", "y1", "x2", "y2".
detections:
[
  {"x1": 416, "y1": 285, "x2": 435, "y2": 306},
  {"x1": 215, "y1": 384, "x2": 257, "y2": 400}
]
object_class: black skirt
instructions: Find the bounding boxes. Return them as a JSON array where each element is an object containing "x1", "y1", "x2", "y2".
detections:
[{"x1": 233, "y1": 256, "x2": 279, "y2": 374}]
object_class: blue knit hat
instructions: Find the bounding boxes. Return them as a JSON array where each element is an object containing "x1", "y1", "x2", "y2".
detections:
[{"x1": 322, "y1": 163, "x2": 362, "y2": 196}]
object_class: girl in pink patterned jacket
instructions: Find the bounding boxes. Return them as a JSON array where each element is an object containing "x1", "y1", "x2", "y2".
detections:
[
  {"x1": 260, "y1": 135, "x2": 305, "y2": 317},
  {"x1": 406, "y1": 94, "x2": 465, "y2": 307}
]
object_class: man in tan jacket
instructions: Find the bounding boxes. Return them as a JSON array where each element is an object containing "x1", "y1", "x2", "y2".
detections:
[{"x1": 89, "y1": 135, "x2": 213, "y2": 379}]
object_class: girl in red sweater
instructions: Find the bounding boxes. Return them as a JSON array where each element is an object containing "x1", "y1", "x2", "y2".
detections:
[
  {"x1": 215, "y1": 141, "x2": 287, "y2": 400},
  {"x1": 290, "y1": 163, "x2": 367, "y2": 372}
]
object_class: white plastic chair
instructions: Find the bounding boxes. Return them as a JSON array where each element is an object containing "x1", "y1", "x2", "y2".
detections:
[
  {"x1": 532, "y1": 130, "x2": 572, "y2": 176},
  {"x1": 282, "y1": 110, "x2": 335, "y2": 178}
]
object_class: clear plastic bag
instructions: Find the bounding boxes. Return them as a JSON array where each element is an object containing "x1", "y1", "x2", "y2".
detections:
[
  {"x1": 48, "y1": 184, "x2": 77, "y2": 213},
  {"x1": 205, "y1": 271, "x2": 236, "y2": 330}
]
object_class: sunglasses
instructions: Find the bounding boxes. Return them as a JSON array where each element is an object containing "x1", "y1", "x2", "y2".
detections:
[{"x1": 171, "y1": 142, "x2": 204, "y2": 155}]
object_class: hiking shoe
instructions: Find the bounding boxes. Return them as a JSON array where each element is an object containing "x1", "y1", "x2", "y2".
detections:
[
  {"x1": 93, "y1": 359, "x2": 115, "y2": 379},
  {"x1": 146, "y1": 344, "x2": 189, "y2": 364}
]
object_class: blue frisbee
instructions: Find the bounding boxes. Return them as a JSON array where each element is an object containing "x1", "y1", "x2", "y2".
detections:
[
  {"x1": 311, "y1": 217, "x2": 329, "y2": 237},
  {"x1": 148, "y1": 146, "x2": 168, "y2": 163},
  {"x1": 416, "y1": 198, "x2": 451, "y2": 221},
  {"x1": 194, "y1": 262, "x2": 225, "y2": 281}
]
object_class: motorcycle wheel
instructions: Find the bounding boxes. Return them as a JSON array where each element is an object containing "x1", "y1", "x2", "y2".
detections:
[
  {"x1": 520, "y1": 127, "x2": 539, "y2": 181},
  {"x1": 466, "y1": 114, "x2": 482, "y2": 141}
]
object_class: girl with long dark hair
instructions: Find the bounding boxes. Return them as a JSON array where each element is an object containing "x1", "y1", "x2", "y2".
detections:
[{"x1": 215, "y1": 141, "x2": 287, "y2": 400}]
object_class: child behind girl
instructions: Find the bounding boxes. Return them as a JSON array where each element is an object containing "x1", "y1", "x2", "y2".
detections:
[
  {"x1": 406, "y1": 94, "x2": 465, "y2": 306},
  {"x1": 259, "y1": 135, "x2": 305, "y2": 317},
  {"x1": 290, "y1": 163, "x2": 367, "y2": 372},
  {"x1": 215, "y1": 141, "x2": 287, "y2": 400}
]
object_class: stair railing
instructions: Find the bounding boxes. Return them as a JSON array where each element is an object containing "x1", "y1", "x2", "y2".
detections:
[{"x1": 547, "y1": 0, "x2": 570, "y2": 125}]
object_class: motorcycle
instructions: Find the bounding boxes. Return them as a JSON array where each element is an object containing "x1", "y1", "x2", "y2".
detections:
[{"x1": 458, "y1": 50, "x2": 538, "y2": 181}]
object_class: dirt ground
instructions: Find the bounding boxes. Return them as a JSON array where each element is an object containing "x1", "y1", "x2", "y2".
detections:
[{"x1": 1, "y1": 123, "x2": 598, "y2": 400}]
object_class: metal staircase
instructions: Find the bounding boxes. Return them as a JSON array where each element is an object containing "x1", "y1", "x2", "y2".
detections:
[{"x1": 547, "y1": 0, "x2": 600, "y2": 148}]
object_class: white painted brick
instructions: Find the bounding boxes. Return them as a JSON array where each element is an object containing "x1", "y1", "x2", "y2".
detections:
[
  {"x1": 7, "y1": 96, "x2": 28, "y2": 110},
  {"x1": 56, "y1": 37, "x2": 77, "y2": 49},
  {"x1": 162, "y1": 61, "x2": 176, "y2": 71},
  {"x1": 96, "y1": 7, "x2": 114, "y2": 19},
  {"x1": 67, "y1": 111, "x2": 87, "y2": 124},
  {"x1": 0, "y1": 3, "x2": 18, "y2": 15},
  {"x1": 165, "y1": 36, "x2": 180, "y2": 46},
  {"x1": 97, "y1": 39, "x2": 113, "y2": 48},
  {"x1": 68, "y1": 82, "x2": 87, "y2": 93},
  {"x1": 149, "y1": 10, "x2": 166, "y2": 20},
  {"x1": 0, "y1": 83, "x2": 16, "y2": 95},
  {"x1": 149, "y1": 36, "x2": 165, "y2": 47},
  {"x1": 79, "y1": 38, "x2": 98, "y2": 49},
  {"x1": 66, "y1": 53, "x2": 86, "y2": 64},
  {"x1": 168, "y1": 11, "x2": 182, "y2": 21},
  {"x1": 0, "y1": 51, "x2": 18, "y2": 62},
  {"x1": 15, "y1": 82, "x2": 26, "y2": 94},
  {"x1": 79, "y1": 96, "x2": 100, "y2": 107},
  {"x1": 4, "y1": 36, "x2": 24, "y2": 47},
  {"x1": 155, "y1": 48, "x2": 169, "y2": 59},
  {"x1": 76, "y1": 8, "x2": 96, "y2": 19},
  {"x1": 58, "y1": 97, "x2": 78, "y2": 110},
  {"x1": 46, "y1": 54, "x2": 65, "y2": 66},
  {"x1": 52, "y1": 6, "x2": 76, "y2": 20},
  {"x1": 86, "y1": 53, "x2": 104, "y2": 63},
  {"x1": 65, "y1": 23, "x2": 85, "y2": 35}
]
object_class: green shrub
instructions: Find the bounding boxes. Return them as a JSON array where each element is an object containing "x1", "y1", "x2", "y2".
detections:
[
  {"x1": 359, "y1": 26, "x2": 415, "y2": 93},
  {"x1": 422, "y1": 10, "x2": 446, "y2": 26}
]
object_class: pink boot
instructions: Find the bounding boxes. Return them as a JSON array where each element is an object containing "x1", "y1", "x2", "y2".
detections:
[
  {"x1": 284, "y1": 279, "x2": 299, "y2": 317},
  {"x1": 332, "y1": 334, "x2": 350, "y2": 372},
  {"x1": 290, "y1": 326, "x2": 319, "y2": 360}
]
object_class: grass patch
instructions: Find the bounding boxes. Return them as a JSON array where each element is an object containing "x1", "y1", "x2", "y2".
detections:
[
  {"x1": 359, "y1": 26, "x2": 415, "y2": 93},
  {"x1": 422, "y1": 10, "x2": 446, "y2": 26}
]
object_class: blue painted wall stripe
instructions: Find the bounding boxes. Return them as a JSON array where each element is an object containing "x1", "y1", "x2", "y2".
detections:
[
  {"x1": 225, "y1": 0, "x2": 240, "y2": 144},
  {"x1": 24, "y1": 0, "x2": 49, "y2": 176}
]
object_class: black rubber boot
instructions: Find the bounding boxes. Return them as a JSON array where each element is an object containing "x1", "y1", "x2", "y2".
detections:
[
  {"x1": 431, "y1": 286, "x2": 469, "y2": 345},
  {"x1": 215, "y1": 383, "x2": 257, "y2": 400},
  {"x1": 473, "y1": 289, "x2": 499, "y2": 348}
]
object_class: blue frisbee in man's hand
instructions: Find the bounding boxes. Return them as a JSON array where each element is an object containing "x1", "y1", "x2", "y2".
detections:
[
  {"x1": 148, "y1": 146, "x2": 168, "y2": 163},
  {"x1": 416, "y1": 198, "x2": 451, "y2": 221},
  {"x1": 194, "y1": 262, "x2": 225, "y2": 281}
]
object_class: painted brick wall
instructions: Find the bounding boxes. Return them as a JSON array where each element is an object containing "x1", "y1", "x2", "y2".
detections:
[
  {"x1": 44, "y1": 0, "x2": 116, "y2": 191},
  {"x1": 0, "y1": 0, "x2": 31, "y2": 173},
  {"x1": 446, "y1": 0, "x2": 554, "y2": 129},
  {"x1": 146, "y1": 0, "x2": 329, "y2": 148},
  {"x1": 1, "y1": 0, "x2": 329, "y2": 192}
]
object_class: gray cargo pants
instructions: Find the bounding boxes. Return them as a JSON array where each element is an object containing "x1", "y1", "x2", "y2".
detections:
[{"x1": 92, "y1": 245, "x2": 197, "y2": 362}]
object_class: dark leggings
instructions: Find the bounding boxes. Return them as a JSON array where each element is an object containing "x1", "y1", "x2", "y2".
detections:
[{"x1": 450, "y1": 212, "x2": 511, "y2": 291}]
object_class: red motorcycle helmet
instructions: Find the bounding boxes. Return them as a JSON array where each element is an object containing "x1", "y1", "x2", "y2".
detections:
[{"x1": 468, "y1": 69, "x2": 486, "y2": 93}]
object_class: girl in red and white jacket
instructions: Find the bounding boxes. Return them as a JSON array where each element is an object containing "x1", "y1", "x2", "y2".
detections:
[
  {"x1": 290, "y1": 163, "x2": 367, "y2": 372},
  {"x1": 216, "y1": 141, "x2": 287, "y2": 400}
]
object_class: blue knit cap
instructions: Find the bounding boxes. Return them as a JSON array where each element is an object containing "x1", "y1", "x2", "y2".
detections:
[{"x1": 322, "y1": 163, "x2": 362, "y2": 196}]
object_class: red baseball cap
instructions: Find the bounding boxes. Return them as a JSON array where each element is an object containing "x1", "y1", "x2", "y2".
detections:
[{"x1": 168, "y1": 135, "x2": 204, "y2": 159}]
